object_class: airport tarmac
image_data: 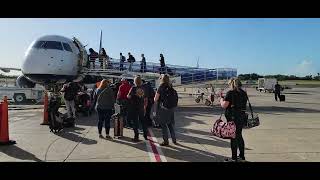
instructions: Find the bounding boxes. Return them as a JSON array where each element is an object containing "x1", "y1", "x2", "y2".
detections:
[{"x1": 1, "y1": 87, "x2": 320, "y2": 162}]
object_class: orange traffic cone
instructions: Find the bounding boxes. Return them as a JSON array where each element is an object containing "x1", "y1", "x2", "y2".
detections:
[
  {"x1": 0, "y1": 96, "x2": 16, "y2": 145},
  {"x1": 40, "y1": 91, "x2": 49, "y2": 125}
]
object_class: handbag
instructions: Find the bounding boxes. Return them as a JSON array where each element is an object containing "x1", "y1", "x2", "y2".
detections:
[
  {"x1": 211, "y1": 114, "x2": 236, "y2": 139},
  {"x1": 243, "y1": 94, "x2": 260, "y2": 129}
]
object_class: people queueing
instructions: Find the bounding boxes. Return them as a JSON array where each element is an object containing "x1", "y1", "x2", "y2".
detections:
[
  {"x1": 140, "y1": 54, "x2": 147, "y2": 73},
  {"x1": 219, "y1": 77, "x2": 248, "y2": 162},
  {"x1": 154, "y1": 74, "x2": 178, "y2": 146},
  {"x1": 127, "y1": 76, "x2": 148, "y2": 142},
  {"x1": 117, "y1": 78, "x2": 132, "y2": 128},
  {"x1": 127, "y1": 52, "x2": 136, "y2": 71},
  {"x1": 159, "y1": 54, "x2": 166, "y2": 74},
  {"x1": 60, "y1": 81, "x2": 80, "y2": 119},
  {"x1": 120, "y1": 53, "x2": 126, "y2": 71},
  {"x1": 92, "y1": 79, "x2": 115, "y2": 139},
  {"x1": 88, "y1": 48, "x2": 99, "y2": 69},
  {"x1": 274, "y1": 81, "x2": 281, "y2": 101}
]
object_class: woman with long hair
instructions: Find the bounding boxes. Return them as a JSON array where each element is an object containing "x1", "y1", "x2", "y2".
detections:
[
  {"x1": 93, "y1": 79, "x2": 115, "y2": 139},
  {"x1": 219, "y1": 77, "x2": 248, "y2": 162},
  {"x1": 154, "y1": 74, "x2": 177, "y2": 146}
]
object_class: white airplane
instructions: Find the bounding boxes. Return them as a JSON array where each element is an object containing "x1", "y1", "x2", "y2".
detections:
[{"x1": 1, "y1": 34, "x2": 102, "y2": 89}]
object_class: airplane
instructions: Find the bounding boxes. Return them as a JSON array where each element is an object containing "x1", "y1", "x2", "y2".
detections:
[
  {"x1": 0, "y1": 32, "x2": 112, "y2": 90},
  {"x1": 0, "y1": 31, "x2": 236, "y2": 94}
]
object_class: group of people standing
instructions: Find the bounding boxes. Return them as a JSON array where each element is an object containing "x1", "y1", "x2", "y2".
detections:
[
  {"x1": 88, "y1": 48, "x2": 167, "y2": 74},
  {"x1": 92, "y1": 74, "x2": 177, "y2": 146}
]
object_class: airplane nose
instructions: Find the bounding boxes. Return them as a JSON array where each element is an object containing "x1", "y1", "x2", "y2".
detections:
[{"x1": 22, "y1": 49, "x2": 55, "y2": 75}]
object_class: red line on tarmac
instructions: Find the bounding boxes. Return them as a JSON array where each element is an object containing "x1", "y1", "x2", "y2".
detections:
[{"x1": 147, "y1": 131, "x2": 162, "y2": 162}]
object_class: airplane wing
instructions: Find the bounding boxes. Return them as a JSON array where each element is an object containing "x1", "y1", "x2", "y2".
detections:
[{"x1": 0, "y1": 67, "x2": 21, "y2": 73}]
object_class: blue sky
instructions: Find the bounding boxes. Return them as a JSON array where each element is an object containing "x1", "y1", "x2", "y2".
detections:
[{"x1": 0, "y1": 18, "x2": 320, "y2": 76}]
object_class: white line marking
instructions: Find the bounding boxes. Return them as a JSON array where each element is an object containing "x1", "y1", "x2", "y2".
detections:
[{"x1": 146, "y1": 128, "x2": 167, "y2": 162}]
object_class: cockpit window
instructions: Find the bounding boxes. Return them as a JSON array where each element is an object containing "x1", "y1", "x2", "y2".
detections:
[
  {"x1": 32, "y1": 41, "x2": 46, "y2": 49},
  {"x1": 43, "y1": 41, "x2": 63, "y2": 50},
  {"x1": 62, "y1": 43, "x2": 73, "y2": 52}
]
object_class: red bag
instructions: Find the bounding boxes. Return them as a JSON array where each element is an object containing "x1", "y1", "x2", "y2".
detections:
[{"x1": 211, "y1": 114, "x2": 236, "y2": 139}]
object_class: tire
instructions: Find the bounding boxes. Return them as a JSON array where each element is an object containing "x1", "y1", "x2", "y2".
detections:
[
  {"x1": 14, "y1": 93, "x2": 26, "y2": 103},
  {"x1": 195, "y1": 98, "x2": 200, "y2": 103},
  {"x1": 205, "y1": 99, "x2": 211, "y2": 106}
]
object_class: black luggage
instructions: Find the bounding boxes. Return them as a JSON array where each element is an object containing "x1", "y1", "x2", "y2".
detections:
[
  {"x1": 63, "y1": 117, "x2": 75, "y2": 128},
  {"x1": 48, "y1": 96, "x2": 63, "y2": 133},
  {"x1": 112, "y1": 113, "x2": 123, "y2": 138},
  {"x1": 280, "y1": 94, "x2": 285, "y2": 102}
]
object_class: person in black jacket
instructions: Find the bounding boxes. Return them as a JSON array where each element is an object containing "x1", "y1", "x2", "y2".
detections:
[
  {"x1": 127, "y1": 53, "x2": 135, "y2": 71},
  {"x1": 88, "y1": 48, "x2": 98, "y2": 69},
  {"x1": 142, "y1": 80, "x2": 155, "y2": 127},
  {"x1": 127, "y1": 76, "x2": 148, "y2": 142},
  {"x1": 274, "y1": 82, "x2": 281, "y2": 101},
  {"x1": 120, "y1": 53, "x2": 125, "y2": 71},
  {"x1": 140, "y1": 54, "x2": 147, "y2": 73},
  {"x1": 219, "y1": 77, "x2": 248, "y2": 162},
  {"x1": 159, "y1": 54, "x2": 166, "y2": 74}
]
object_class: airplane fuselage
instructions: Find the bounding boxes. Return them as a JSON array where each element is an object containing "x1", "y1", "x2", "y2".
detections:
[{"x1": 22, "y1": 35, "x2": 82, "y2": 85}]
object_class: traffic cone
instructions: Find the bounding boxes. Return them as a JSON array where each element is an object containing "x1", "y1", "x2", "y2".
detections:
[
  {"x1": 41, "y1": 91, "x2": 49, "y2": 125},
  {"x1": 0, "y1": 96, "x2": 16, "y2": 145}
]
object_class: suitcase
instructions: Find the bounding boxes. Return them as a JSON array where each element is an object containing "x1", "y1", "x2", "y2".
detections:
[
  {"x1": 113, "y1": 114, "x2": 123, "y2": 138},
  {"x1": 280, "y1": 94, "x2": 285, "y2": 102}
]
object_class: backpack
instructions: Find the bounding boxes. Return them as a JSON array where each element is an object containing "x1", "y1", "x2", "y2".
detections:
[
  {"x1": 161, "y1": 86, "x2": 178, "y2": 109},
  {"x1": 64, "y1": 83, "x2": 78, "y2": 101}
]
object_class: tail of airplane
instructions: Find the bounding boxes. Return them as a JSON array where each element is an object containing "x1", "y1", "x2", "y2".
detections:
[{"x1": 99, "y1": 30, "x2": 102, "y2": 53}]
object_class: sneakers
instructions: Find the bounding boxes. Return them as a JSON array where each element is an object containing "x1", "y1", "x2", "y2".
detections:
[
  {"x1": 105, "y1": 135, "x2": 112, "y2": 139},
  {"x1": 173, "y1": 140, "x2": 178, "y2": 145},
  {"x1": 237, "y1": 156, "x2": 246, "y2": 162},
  {"x1": 99, "y1": 134, "x2": 104, "y2": 139},
  {"x1": 224, "y1": 158, "x2": 237, "y2": 162},
  {"x1": 132, "y1": 137, "x2": 140, "y2": 142},
  {"x1": 160, "y1": 141, "x2": 169, "y2": 146}
]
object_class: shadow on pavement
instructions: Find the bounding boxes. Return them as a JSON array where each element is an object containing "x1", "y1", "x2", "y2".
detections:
[
  {"x1": 253, "y1": 106, "x2": 320, "y2": 113},
  {"x1": 56, "y1": 127, "x2": 98, "y2": 145},
  {"x1": 0, "y1": 145, "x2": 43, "y2": 162},
  {"x1": 113, "y1": 136, "x2": 229, "y2": 162}
]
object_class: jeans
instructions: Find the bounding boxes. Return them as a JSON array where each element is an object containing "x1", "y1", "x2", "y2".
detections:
[
  {"x1": 230, "y1": 118, "x2": 245, "y2": 160},
  {"x1": 96, "y1": 108, "x2": 113, "y2": 135},
  {"x1": 128, "y1": 62, "x2": 133, "y2": 71},
  {"x1": 274, "y1": 91, "x2": 281, "y2": 101},
  {"x1": 65, "y1": 100, "x2": 76, "y2": 118},
  {"x1": 160, "y1": 112, "x2": 176, "y2": 143},
  {"x1": 131, "y1": 108, "x2": 148, "y2": 139},
  {"x1": 145, "y1": 101, "x2": 153, "y2": 127}
]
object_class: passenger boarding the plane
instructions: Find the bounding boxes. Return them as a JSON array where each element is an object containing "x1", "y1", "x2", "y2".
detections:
[
  {"x1": 159, "y1": 54, "x2": 166, "y2": 74},
  {"x1": 127, "y1": 52, "x2": 135, "y2": 71},
  {"x1": 88, "y1": 48, "x2": 99, "y2": 69},
  {"x1": 140, "y1": 54, "x2": 147, "y2": 73},
  {"x1": 120, "y1": 53, "x2": 125, "y2": 71}
]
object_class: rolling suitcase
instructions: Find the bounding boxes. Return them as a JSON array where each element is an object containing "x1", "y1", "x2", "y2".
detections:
[
  {"x1": 113, "y1": 113, "x2": 123, "y2": 138},
  {"x1": 280, "y1": 94, "x2": 285, "y2": 102}
]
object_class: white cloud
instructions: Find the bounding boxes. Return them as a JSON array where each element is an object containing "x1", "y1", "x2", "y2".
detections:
[{"x1": 292, "y1": 60, "x2": 317, "y2": 77}]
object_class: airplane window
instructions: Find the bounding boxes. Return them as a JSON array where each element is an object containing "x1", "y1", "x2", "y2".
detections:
[
  {"x1": 62, "y1": 43, "x2": 73, "y2": 52},
  {"x1": 43, "y1": 41, "x2": 63, "y2": 50},
  {"x1": 32, "y1": 41, "x2": 46, "y2": 49}
]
